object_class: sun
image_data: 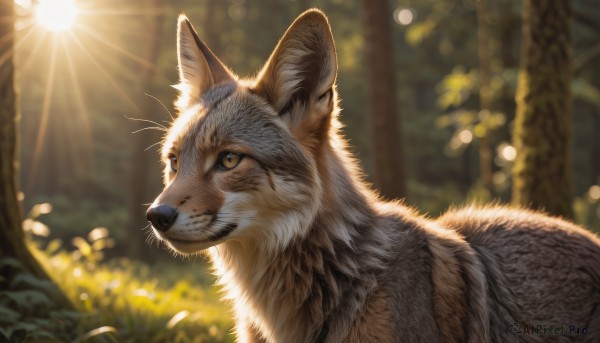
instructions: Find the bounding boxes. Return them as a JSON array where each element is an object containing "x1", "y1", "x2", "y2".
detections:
[{"x1": 36, "y1": 0, "x2": 78, "y2": 32}]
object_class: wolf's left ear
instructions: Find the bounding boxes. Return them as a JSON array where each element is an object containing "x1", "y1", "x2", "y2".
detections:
[
  {"x1": 253, "y1": 9, "x2": 337, "y2": 123},
  {"x1": 175, "y1": 15, "x2": 234, "y2": 110}
]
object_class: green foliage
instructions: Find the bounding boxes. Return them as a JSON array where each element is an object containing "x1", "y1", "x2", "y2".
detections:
[
  {"x1": 435, "y1": 66, "x2": 477, "y2": 110},
  {"x1": 27, "y1": 228, "x2": 233, "y2": 343},
  {"x1": 406, "y1": 18, "x2": 437, "y2": 46},
  {"x1": 4, "y1": 209, "x2": 233, "y2": 342},
  {"x1": 0, "y1": 258, "x2": 79, "y2": 342},
  {"x1": 28, "y1": 194, "x2": 128, "y2": 243},
  {"x1": 435, "y1": 65, "x2": 509, "y2": 136}
]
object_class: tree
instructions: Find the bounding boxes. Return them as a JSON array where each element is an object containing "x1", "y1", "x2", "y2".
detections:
[
  {"x1": 361, "y1": 0, "x2": 407, "y2": 200},
  {"x1": 204, "y1": 0, "x2": 226, "y2": 60},
  {"x1": 512, "y1": 0, "x2": 574, "y2": 218},
  {"x1": 0, "y1": 2, "x2": 69, "y2": 309},
  {"x1": 126, "y1": 0, "x2": 166, "y2": 258},
  {"x1": 0, "y1": 0, "x2": 41, "y2": 274},
  {"x1": 476, "y1": 0, "x2": 494, "y2": 195}
]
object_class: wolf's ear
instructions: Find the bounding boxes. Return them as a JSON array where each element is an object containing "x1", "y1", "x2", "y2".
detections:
[
  {"x1": 175, "y1": 15, "x2": 234, "y2": 110},
  {"x1": 253, "y1": 9, "x2": 337, "y2": 123}
]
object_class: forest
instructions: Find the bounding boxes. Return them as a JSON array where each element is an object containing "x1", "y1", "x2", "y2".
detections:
[{"x1": 1, "y1": 0, "x2": 600, "y2": 342}]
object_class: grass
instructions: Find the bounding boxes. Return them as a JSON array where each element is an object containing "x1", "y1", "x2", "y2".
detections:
[{"x1": 1, "y1": 223, "x2": 234, "y2": 343}]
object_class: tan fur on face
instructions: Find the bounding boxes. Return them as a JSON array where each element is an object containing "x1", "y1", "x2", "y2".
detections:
[
  {"x1": 158, "y1": 172, "x2": 224, "y2": 216},
  {"x1": 147, "y1": 9, "x2": 600, "y2": 343}
]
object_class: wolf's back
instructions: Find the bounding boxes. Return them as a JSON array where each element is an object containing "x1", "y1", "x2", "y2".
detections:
[{"x1": 436, "y1": 207, "x2": 600, "y2": 342}]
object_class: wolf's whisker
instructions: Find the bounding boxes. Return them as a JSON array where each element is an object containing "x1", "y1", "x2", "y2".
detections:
[
  {"x1": 144, "y1": 141, "x2": 162, "y2": 151},
  {"x1": 145, "y1": 93, "x2": 175, "y2": 121},
  {"x1": 143, "y1": 225, "x2": 159, "y2": 247},
  {"x1": 124, "y1": 115, "x2": 168, "y2": 129},
  {"x1": 132, "y1": 127, "x2": 167, "y2": 134},
  {"x1": 145, "y1": 234, "x2": 155, "y2": 246}
]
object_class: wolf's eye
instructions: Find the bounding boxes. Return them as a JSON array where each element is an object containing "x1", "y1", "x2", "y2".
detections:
[
  {"x1": 217, "y1": 152, "x2": 243, "y2": 170},
  {"x1": 168, "y1": 154, "x2": 178, "y2": 173}
]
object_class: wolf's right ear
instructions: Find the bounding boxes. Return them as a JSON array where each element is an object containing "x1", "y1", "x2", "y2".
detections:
[
  {"x1": 253, "y1": 10, "x2": 337, "y2": 123},
  {"x1": 175, "y1": 15, "x2": 234, "y2": 111}
]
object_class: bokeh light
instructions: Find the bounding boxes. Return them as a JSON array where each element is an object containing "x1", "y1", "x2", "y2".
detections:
[
  {"x1": 458, "y1": 129, "x2": 473, "y2": 144},
  {"x1": 499, "y1": 144, "x2": 517, "y2": 162},
  {"x1": 394, "y1": 8, "x2": 414, "y2": 26},
  {"x1": 589, "y1": 185, "x2": 600, "y2": 201}
]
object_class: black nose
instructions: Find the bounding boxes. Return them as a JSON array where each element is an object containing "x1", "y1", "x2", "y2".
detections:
[{"x1": 146, "y1": 205, "x2": 178, "y2": 232}]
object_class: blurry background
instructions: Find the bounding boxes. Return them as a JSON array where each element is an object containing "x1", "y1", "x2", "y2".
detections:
[
  {"x1": 3, "y1": 0, "x2": 600, "y2": 341},
  {"x1": 15, "y1": 0, "x2": 600, "y2": 257}
]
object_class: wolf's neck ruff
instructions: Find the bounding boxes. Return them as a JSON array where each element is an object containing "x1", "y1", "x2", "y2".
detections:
[{"x1": 209, "y1": 122, "x2": 388, "y2": 342}]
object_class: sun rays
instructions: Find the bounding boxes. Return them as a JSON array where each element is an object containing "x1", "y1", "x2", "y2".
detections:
[
  {"x1": 4, "y1": 0, "x2": 169, "y2": 194},
  {"x1": 26, "y1": 34, "x2": 57, "y2": 194}
]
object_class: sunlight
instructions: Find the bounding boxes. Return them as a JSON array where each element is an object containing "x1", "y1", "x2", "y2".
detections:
[
  {"x1": 16, "y1": 0, "x2": 167, "y2": 193},
  {"x1": 26, "y1": 35, "x2": 57, "y2": 194},
  {"x1": 36, "y1": 0, "x2": 78, "y2": 32},
  {"x1": 68, "y1": 32, "x2": 141, "y2": 112}
]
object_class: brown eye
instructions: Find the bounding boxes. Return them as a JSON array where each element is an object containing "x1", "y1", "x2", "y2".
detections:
[
  {"x1": 217, "y1": 152, "x2": 243, "y2": 170},
  {"x1": 168, "y1": 155, "x2": 178, "y2": 173}
]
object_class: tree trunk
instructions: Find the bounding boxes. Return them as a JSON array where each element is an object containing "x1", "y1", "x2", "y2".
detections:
[
  {"x1": 361, "y1": 0, "x2": 407, "y2": 200},
  {"x1": 476, "y1": 0, "x2": 494, "y2": 195},
  {"x1": 512, "y1": 0, "x2": 574, "y2": 218},
  {"x1": 497, "y1": 4, "x2": 517, "y2": 142},
  {"x1": 204, "y1": 0, "x2": 226, "y2": 60},
  {"x1": 0, "y1": 1, "x2": 71, "y2": 309},
  {"x1": 0, "y1": 0, "x2": 40, "y2": 275},
  {"x1": 126, "y1": 0, "x2": 166, "y2": 258}
]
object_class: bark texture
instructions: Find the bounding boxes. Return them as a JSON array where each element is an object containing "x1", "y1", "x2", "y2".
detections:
[
  {"x1": 512, "y1": 0, "x2": 574, "y2": 218},
  {"x1": 361, "y1": 0, "x2": 407, "y2": 200}
]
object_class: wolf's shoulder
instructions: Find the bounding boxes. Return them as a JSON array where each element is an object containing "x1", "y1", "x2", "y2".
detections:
[
  {"x1": 436, "y1": 205, "x2": 600, "y2": 244},
  {"x1": 374, "y1": 202, "x2": 600, "y2": 274},
  {"x1": 434, "y1": 205, "x2": 600, "y2": 282}
]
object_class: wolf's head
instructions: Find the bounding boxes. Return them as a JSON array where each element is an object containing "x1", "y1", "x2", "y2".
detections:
[{"x1": 147, "y1": 9, "x2": 339, "y2": 255}]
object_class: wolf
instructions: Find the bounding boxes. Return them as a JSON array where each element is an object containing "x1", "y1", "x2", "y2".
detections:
[{"x1": 146, "y1": 9, "x2": 600, "y2": 343}]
